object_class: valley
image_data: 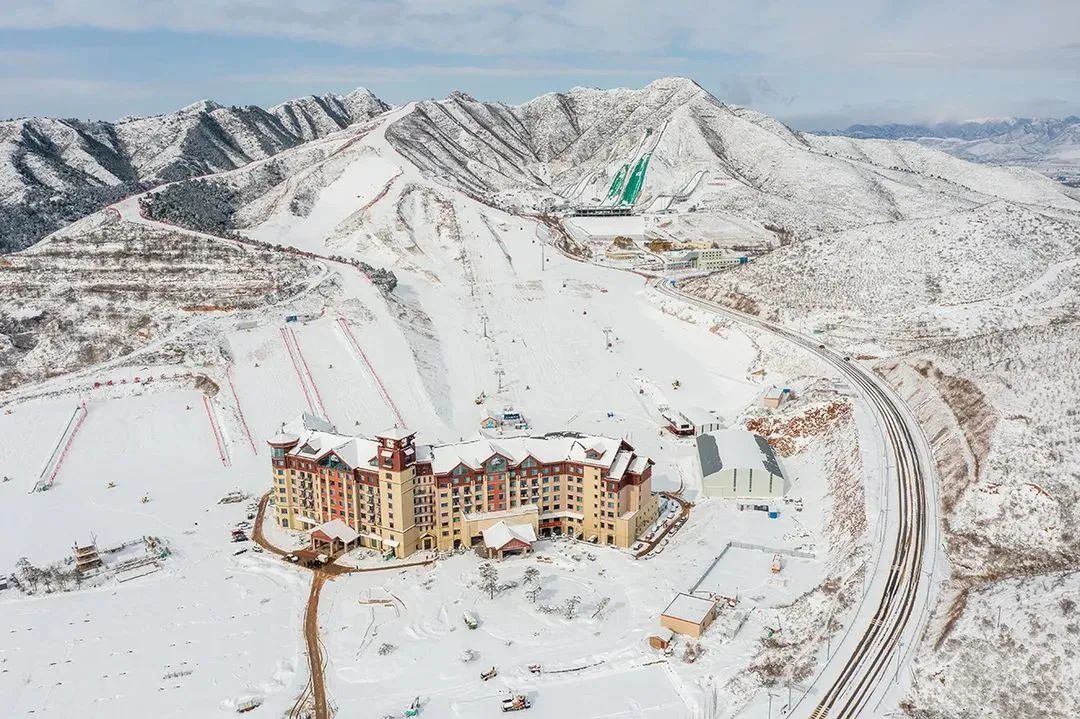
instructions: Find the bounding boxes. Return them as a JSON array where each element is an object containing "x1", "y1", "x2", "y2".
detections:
[{"x1": 2, "y1": 78, "x2": 1079, "y2": 719}]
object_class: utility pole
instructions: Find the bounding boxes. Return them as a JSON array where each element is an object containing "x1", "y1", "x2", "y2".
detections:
[
  {"x1": 787, "y1": 681, "x2": 792, "y2": 711},
  {"x1": 894, "y1": 640, "x2": 904, "y2": 685},
  {"x1": 541, "y1": 243, "x2": 545, "y2": 271},
  {"x1": 494, "y1": 368, "x2": 505, "y2": 393},
  {"x1": 767, "y1": 691, "x2": 778, "y2": 719},
  {"x1": 480, "y1": 313, "x2": 489, "y2": 339},
  {"x1": 603, "y1": 327, "x2": 613, "y2": 348}
]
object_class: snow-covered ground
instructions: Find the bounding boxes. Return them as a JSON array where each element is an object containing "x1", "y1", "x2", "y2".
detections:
[
  {"x1": 0, "y1": 81, "x2": 972, "y2": 718},
  {"x1": 0, "y1": 390, "x2": 309, "y2": 718}
]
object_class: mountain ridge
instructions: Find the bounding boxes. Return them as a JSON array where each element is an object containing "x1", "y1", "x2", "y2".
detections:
[
  {"x1": 823, "y1": 116, "x2": 1080, "y2": 187},
  {"x1": 0, "y1": 87, "x2": 390, "y2": 252}
]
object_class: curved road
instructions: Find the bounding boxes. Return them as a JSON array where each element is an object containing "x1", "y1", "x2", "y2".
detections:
[{"x1": 654, "y1": 278, "x2": 938, "y2": 718}]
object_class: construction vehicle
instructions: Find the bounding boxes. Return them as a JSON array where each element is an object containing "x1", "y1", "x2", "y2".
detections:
[
  {"x1": 463, "y1": 611, "x2": 478, "y2": 629},
  {"x1": 404, "y1": 696, "x2": 421, "y2": 717},
  {"x1": 481, "y1": 667, "x2": 498, "y2": 681},
  {"x1": 771, "y1": 554, "x2": 782, "y2": 573},
  {"x1": 502, "y1": 695, "x2": 531, "y2": 712}
]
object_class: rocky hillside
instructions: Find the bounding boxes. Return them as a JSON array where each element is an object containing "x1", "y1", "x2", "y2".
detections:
[
  {"x1": 0, "y1": 88, "x2": 389, "y2": 253},
  {"x1": 0, "y1": 212, "x2": 321, "y2": 390}
]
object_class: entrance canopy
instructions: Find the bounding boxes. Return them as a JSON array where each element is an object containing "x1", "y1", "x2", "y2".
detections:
[
  {"x1": 310, "y1": 518, "x2": 360, "y2": 546},
  {"x1": 482, "y1": 520, "x2": 537, "y2": 553}
]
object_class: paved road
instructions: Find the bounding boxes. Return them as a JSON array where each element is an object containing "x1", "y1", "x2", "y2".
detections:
[{"x1": 653, "y1": 279, "x2": 938, "y2": 719}]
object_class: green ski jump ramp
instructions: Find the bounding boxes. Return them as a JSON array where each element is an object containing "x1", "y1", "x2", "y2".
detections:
[
  {"x1": 606, "y1": 164, "x2": 629, "y2": 201},
  {"x1": 620, "y1": 153, "x2": 651, "y2": 205}
]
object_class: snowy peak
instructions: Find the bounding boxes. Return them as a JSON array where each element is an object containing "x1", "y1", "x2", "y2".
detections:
[
  {"x1": 178, "y1": 99, "x2": 224, "y2": 115},
  {"x1": 270, "y1": 87, "x2": 390, "y2": 141}
]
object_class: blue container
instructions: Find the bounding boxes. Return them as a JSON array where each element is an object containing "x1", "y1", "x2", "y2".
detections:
[{"x1": 768, "y1": 511, "x2": 780, "y2": 519}]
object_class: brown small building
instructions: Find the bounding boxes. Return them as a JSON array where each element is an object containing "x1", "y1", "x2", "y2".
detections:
[
  {"x1": 648, "y1": 628, "x2": 675, "y2": 650},
  {"x1": 481, "y1": 520, "x2": 537, "y2": 559},
  {"x1": 660, "y1": 593, "x2": 718, "y2": 638},
  {"x1": 309, "y1": 519, "x2": 361, "y2": 555}
]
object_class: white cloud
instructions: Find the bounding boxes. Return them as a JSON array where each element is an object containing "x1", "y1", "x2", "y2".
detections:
[{"x1": 3, "y1": 0, "x2": 1076, "y2": 70}]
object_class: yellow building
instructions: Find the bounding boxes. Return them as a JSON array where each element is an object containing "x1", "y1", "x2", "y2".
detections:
[
  {"x1": 268, "y1": 414, "x2": 660, "y2": 558},
  {"x1": 660, "y1": 593, "x2": 718, "y2": 638}
]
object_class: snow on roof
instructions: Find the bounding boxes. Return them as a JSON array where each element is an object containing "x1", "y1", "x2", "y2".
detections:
[
  {"x1": 278, "y1": 415, "x2": 380, "y2": 468},
  {"x1": 427, "y1": 433, "x2": 627, "y2": 474},
  {"x1": 375, "y1": 427, "x2": 416, "y2": 441},
  {"x1": 661, "y1": 593, "x2": 717, "y2": 624},
  {"x1": 482, "y1": 520, "x2": 537, "y2": 549},
  {"x1": 312, "y1": 519, "x2": 359, "y2": 544},
  {"x1": 282, "y1": 412, "x2": 337, "y2": 435},
  {"x1": 680, "y1": 406, "x2": 725, "y2": 426},
  {"x1": 540, "y1": 509, "x2": 585, "y2": 521},
  {"x1": 607, "y1": 450, "x2": 632, "y2": 480},
  {"x1": 465, "y1": 504, "x2": 539, "y2": 523},
  {"x1": 274, "y1": 417, "x2": 644, "y2": 477},
  {"x1": 696, "y1": 429, "x2": 783, "y2": 479}
]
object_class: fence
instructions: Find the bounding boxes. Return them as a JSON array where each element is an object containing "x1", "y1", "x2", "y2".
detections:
[{"x1": 689, "y1": 541, "x2": 817, "y2": 593}]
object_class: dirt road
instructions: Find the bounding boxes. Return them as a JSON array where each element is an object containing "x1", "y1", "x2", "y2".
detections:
[
  {"x1": 304, "y1": 572, "x2": 330, "y2": 719},
  {"x1": 634, "y1": 492, "x2": 692, "y2": 559},
  {"x1": 254, "y1": 492, "x2": 433, "y2": 718}
]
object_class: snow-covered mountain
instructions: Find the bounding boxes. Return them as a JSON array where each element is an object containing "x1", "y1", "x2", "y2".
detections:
[
  {"x1": 0, "y1": 88, "x2": 389, "y2": 252},
  {"x1": 825, "y1": 116, "x2": 1080, "y2": 187},
  {"x1": 387, "y1": 78, "x2": 1078, "y2": 237},
  {"x1": 5, "y1": 76, "x2": 1080, "y2": 719}
]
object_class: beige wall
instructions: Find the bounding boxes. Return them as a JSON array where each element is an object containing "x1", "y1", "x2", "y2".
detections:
[
  {"x1": 702, "y1": 467, "x2": 784, "y2": 499},
  {"x1": 273, "y1": 455, "x2": 658, "y2": 557},
  {"x1": 661, "y1": 614, "x2": 705, "y2": 638}
]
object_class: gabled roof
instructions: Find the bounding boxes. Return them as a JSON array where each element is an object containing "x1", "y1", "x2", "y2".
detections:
[
  {"x1": 375, "y1": 427, "x2": 416, "y2": 441},
  {"x1": 311, "y1": 519, "x2": 359, "y2": 544},
  {"x1": 283, "y1": 412, "x2": 337, "y2": 435},
  {"x1": 482, "y1": 520, "x2": 537, "y2": 549},
  {"x1": 426, "y1": 433, "x2": 628, "y2": 474},
  {"x1": 696, "y1": 429, "x2": 784, "y2": 479},
  {"x1": 606, "y1": 450, "x2": 633, "y2": 480}
]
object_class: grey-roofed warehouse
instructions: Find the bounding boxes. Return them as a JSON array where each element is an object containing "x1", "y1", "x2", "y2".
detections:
[{"x1": 695, "y1": 429, "x2": 786, "y2": 499}]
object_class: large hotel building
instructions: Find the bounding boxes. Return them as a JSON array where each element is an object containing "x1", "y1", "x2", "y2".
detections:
[{"x1": 268, "y1": 414, "x2": 660, "y2": 558}]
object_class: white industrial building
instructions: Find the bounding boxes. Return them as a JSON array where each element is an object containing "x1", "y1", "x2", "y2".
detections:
[
  {"x1": 696, "y1": 429, "x2": 786, "y2": 499},
  {"x1": 682, "y1": 407, "x2": 725, "y2": 435}
]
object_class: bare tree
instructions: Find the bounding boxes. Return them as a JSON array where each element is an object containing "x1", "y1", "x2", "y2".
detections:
[
  {"x1": 564, "y1": 595, "x2": 581, "y2": 619},
  {"x1": 478, "y1": 562, "x2": 499, "y2": 600}
]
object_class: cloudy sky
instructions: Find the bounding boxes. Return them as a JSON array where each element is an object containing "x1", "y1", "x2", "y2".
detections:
[{"x1": 1, "y1": 0, "x2": 1078, "y2": 128}]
